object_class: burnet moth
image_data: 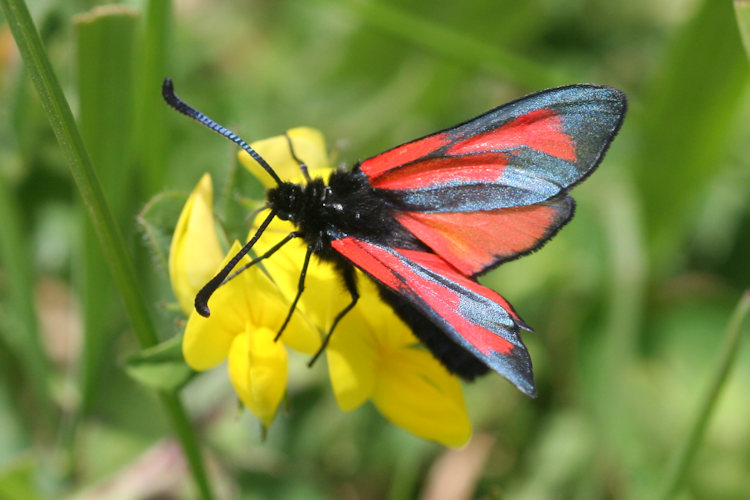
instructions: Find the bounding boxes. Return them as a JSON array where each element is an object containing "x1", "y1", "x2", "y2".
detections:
[{"x1": 163, "y1": 79, "x2": 626, "y2": 397}]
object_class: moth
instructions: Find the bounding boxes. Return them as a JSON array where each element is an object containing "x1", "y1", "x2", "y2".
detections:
[{"x1": 163, "y1": 79, "x2": 626, "y2": 396}]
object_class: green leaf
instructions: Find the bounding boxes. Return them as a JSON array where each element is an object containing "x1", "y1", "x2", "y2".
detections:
[
  {"x1": 125, "y1": 335, "x2": 195, "y2": 392},
  {"x1": 137, "y1": 190, "x2": 188, "y2": 273}
]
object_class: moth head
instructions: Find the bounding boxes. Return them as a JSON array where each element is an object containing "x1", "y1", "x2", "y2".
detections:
[{"x1": 267, "y1": 182, "x2": 303, "y2": 221}]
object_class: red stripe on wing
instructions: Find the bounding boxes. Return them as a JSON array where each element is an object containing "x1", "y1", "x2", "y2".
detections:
[
  {"x1": 396, "y1": 247, "x2": 523, "y2": 326},
  {"x1": 359, "y1": 131, "x2": 450, "y2": 180},
  {"x1": 395, "y1": 196, "x2": 573, "y2": 276},
  {"x1": 368, "y1": 152, "x2": 509, "y2": 191},
  {"x1": 331, "y1": 237, "x2": 518, "y2": 357},
  {"x1": 447, "y1": 108, "x2": 576, "y2": 161}
]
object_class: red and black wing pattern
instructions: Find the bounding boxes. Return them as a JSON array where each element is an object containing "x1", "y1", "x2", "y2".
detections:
[
  {"x1": 395, "y1": 194, "x2": 575, "y2": 277},
  {"x1": 358, "y1": 85, "x2": 625, "y2": 276},
  {"x1": 360, "y1": 85, "x2": 626, "y2": 211},
  {"x1": 331, "y1": 235, "x2": 536, "y2": 396}
]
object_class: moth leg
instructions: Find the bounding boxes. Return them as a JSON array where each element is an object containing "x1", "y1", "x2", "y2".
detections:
[
  {"x1": 308, "y1": 265, "x2": 359, "y2": 367},
  {"x1": 225, "y1": 231, "x2": 301, "y2": 283},
  {"x1": 284, "y1": 131, "x2": 311, "y2": 182},
  {"x1": 274, "y1": 244, "x2": 313, "y2": 341}
]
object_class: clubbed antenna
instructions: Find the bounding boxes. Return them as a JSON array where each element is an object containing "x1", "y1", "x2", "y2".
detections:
[{"x1": 161, "y1": 78, "x2": 282, "y2": 186}]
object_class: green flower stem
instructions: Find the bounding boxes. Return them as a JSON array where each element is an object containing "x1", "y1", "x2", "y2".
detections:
[
  {"x1": 657, "y1": 291, "x2": 750, "y2": 500},
  {"x1": 736, "y1": 0, "x2": 750, "y2": 61},
  {"x1": 160, "y1": 392, "x2": 212, "y2": 499},
  {"x1": 0, "y1": 1, "x2": 213, "y2": 498}
]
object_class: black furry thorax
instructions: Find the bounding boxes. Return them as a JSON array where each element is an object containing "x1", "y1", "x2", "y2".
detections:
[{"x1": 265, "y1": 167, "x2": 421, "y2": 259}]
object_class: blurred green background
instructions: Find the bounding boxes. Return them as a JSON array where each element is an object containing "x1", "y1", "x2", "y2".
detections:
[{"x1": 1, "y1": 0, "x2": 750, "y2": 498}]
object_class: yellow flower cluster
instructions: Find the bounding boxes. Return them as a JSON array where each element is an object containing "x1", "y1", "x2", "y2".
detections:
[{"x1": 169, "y1": 128, "x2": 471, "y2": 446}]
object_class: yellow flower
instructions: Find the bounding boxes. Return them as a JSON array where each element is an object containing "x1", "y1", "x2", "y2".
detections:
[
  {"x1": 169, "y1": 173, "x2": 224, "y2": 315},
  {"x1": 327, "y1": 278, "x2": 471, "y2": 447},
  {"x1": 182, "y1": 241, "x2": 319, "y2": 427},
  {"x1": 169, "y1": 175, "x2": 319, "y2": 427},
  {"x1": 239, "y1": 128, "x2": 472, "y2": 446},
  {"x1": 240, "y1": 127, "x2": 328, "y2": 188}
]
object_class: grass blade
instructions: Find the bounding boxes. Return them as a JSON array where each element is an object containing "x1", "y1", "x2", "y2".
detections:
[
  {"x1": 736, "y1": 0, "x2": 750, "y2": 61},
  {"x1": 136, "y1": 0, "x2": 171, "y2": 195},
  {"x1": 657, "y1": 291, "x2": 750, "y2": 500},
  {"x1": 0, "y1": 1, "x2": 213, "y2": 497},
  {"x1": 74, "y1": 2, "x2": 139, "y2": 417}
]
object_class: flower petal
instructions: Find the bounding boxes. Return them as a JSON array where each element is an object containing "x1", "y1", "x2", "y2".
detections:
[
  {"x1": 336, "y1": 277, "x2": 472, "y2": 446},
  {"x1": 182, "y1": 241, "x2": 257, "y2": 370},
  {"x1": 228, "y1": 326, "x2": 288, "y2": 427},
  {"x1": 183, "y1": 240, "x2": 319, "y2": 369},
  {"x1": 372, "y1": 346, "x2": 472, "y2": 447},
  {"x1": 169, "y1": 173, "x2": 224, "y2": 315},
  {"x1": 183, "y1": 309, "x2": 239, "y2": 371},
  {"x1": 351, "y1": 278, "x2": 418, "y2": 349},
  {"x1": 327, "y1": 305, "x2": 378, "y2": 410},
  {"x1": 239, "y1": 127, "x2": 328, "y2": 187}
]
